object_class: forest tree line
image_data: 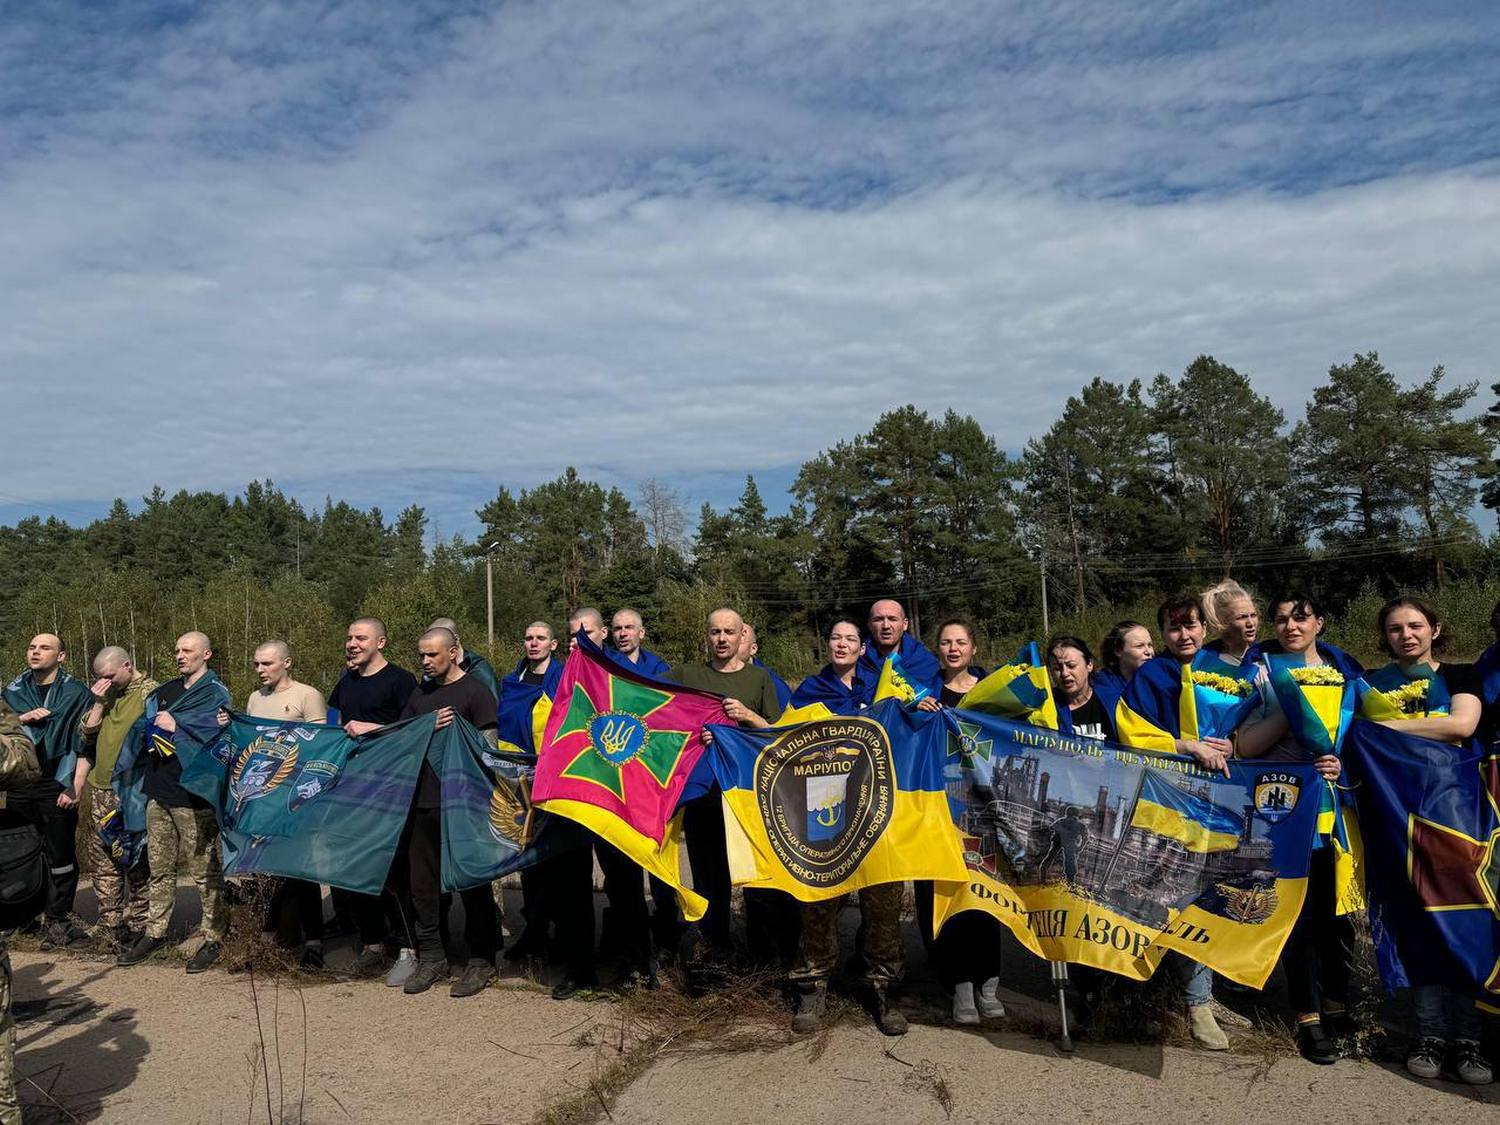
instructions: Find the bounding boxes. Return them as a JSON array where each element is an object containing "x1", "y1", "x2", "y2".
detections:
[{"x1": 5, "y1": 351, "x2": 1500, "y2": 701}]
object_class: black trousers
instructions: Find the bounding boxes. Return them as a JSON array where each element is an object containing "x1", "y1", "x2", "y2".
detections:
[
  {"x1": 549, "y1": 838, "x2": 598, "y2": 983},
  {"x1": 267, "y1": 878, "x2": 325, "y2": 943},
  {"x1": 40, "y1": 802, "x2": 80, "y2": 922},
  {"x1": 402, "y1": 804, "x2": 499, "y2": 965},
  {"x1": 330, "y1": 886, "x2": 388, "y2": 948},
  {"x1": 682, "y1": 789, "x2": 733, "y2": 952},
  {"x1": 914, "y1": 882, "x2": 1003, "y2": 991},
  {"x1": 596, "y1": 838, "x2": 652, "y2": 972},
  {"x1": 1282, "y1": 846, "x2": 1353, "y2": 1015}
]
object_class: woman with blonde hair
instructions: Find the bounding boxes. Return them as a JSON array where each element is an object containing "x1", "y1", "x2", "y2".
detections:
[{"x1": 1201, "y1": 579, "x2": 1261, "y2": 665}]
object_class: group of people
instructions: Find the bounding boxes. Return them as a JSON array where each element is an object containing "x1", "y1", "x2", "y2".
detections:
[{"x1": 0, "y1": 583, "x2": 1494, "y2": 1106}]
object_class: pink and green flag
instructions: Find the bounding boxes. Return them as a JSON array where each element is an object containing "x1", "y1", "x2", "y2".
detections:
[{"x1": 533, "y1": 639, "x2": 725, "y2": 919}]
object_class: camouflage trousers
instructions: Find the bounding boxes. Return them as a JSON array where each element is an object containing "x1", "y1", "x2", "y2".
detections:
[
  {"x1": 0, "y1": 940, "x2": 17, "y2": 1125},
  {"x1": 86, "y1": 784, "x2": 149, "y2": 932},
  {"x1": 145, "y1": 802, "x2": 228, "y2": 943},
  {"x1": 790, "y1": 883, "x2": 905, "y2": 985}
]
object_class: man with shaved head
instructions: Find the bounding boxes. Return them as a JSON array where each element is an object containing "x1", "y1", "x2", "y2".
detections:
[
  {"x1": 855, "y1": 598, "x2": 942, "y2": 706},
  {"x1": 230, "y1": 641, "x2": 329, "y2": 968},
  {"x1": 119, "y1": 631, "x2": 233, "y2": 971},
  {"x1": 427, "y1": 617, "x2": 498, "y2": 698},
  {"x1": 668, "y1": 609, "x2": 785, "y2": 960},
  {"x1": 608, "y1": 608, "x2": 670, "y2": 678},
  {"x1": 568, "y1": 607, "x2": 608, "y2": 651},
  {"x1": 79, "y1": 646, "x2": 157, "y2": 948},
  {"x1": 4, "y1": 633, "x2": 93, "y2": 947},
  {"x1": 327, "y1": 616, "x2": 417, "y2": 981},
  {"x1": 395, "y1": 627, "x2": 503, "y2": 998}
]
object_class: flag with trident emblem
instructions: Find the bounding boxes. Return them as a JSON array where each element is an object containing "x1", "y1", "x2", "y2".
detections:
[{"x1": 532, "y1": 635, "x2": 727, "y2": 920}]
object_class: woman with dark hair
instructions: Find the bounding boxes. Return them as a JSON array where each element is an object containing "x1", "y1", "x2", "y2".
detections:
[
  {"x1": 1359, "y1": 597, "x2": 1489, "y2": 1084},
  {"x1": 1095, "y1": 621, "x2": 1154, "y2": 721},
  {"x1": 787, "y1": 620, "x2": 868, "y2": 716},
  {"x1": 1116, "y1": 594, "x2": 1261, "y2": 1051},
  {"x1": 1046, "y1": 636, "x2": 1114, "y2": 741},
  {"x1": 1236, "y1": 592, "x2": 1363, "y2": 1064}
]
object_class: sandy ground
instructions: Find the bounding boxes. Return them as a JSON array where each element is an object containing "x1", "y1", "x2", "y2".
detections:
[{"x1": 10, "y1": 884, "x2": 1499, "y2": 1124}]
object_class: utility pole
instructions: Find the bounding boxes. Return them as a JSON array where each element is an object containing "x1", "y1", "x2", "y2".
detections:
[
  {"x1": 1031, "y1": 536, "x2": 1050, "y2": 637},
  {"x1": 484, "y1": 541, "x2": 500, "y2": 651}
]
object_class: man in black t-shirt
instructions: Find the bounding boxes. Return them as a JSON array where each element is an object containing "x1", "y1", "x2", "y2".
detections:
[
  {"x1": 396, "y1": 627, "x2": 502, "y2": 999},
  {"x1": 326, "y1": 617, "x2": 419, "y2": 978}
]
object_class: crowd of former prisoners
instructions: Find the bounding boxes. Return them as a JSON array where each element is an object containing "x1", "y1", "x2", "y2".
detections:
[{"x1": 0, "y1": 581, "x2": 1494, "y2": 1125}]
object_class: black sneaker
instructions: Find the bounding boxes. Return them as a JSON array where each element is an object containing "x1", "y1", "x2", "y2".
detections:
[
  {"x1": 403, "y1": 960, "x2": 450, "y2": 995},
  {"x1": 1296, "y1": 1021, "x2": 1338, "y2": 1065},
  {"x1": 551, "y1": 975, "x2": 596, "y2": 1000},
  {"x1": 450, "y1": 960, "x2": 496, "y2": 999},
  {"x1": 117, "y1": 933, "x2": 163, "y2": 967},
  {"x1": 298, "y1": 946, "x2": 327, "y2": 972},
  {"x1": 186, "y1": 941, "x2": 222, "y2": 974},
  {"x1": 1451, "y1": 1040, "x2": 1493, "y2": 1085}
]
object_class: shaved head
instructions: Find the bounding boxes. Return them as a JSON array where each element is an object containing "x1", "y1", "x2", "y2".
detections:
[
  {"x1": 351, "y1": 616, "x2": 387, "y2": 640},
  {"x1": 26, "y1": 634, "x2": 66, "y2": 677},
  {"x1": 174, "y1": 631, "x2": 212, "y2": 679},
  {"x1": 93, "y1": 645, "x2": 132, "y2": 673},
  {"x1": 178, "y1": 631, "x2": 212, "y2": 652},
  {"x1": 526, "y1": 620, "x2": 554, "y2": 640},
  {"x1": 254, "y1": 640, "x2": 292, "y2": 662},
  {"x1": 428, "y1": 617, "x2": 461, "y2": 644},
  {"x1": 420, "y1": 627, "x2": 458, "y2": 650}
]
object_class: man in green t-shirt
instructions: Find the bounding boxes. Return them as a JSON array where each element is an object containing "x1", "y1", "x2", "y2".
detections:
[
  {"x1": 669, "y1": 609, "x2": 796, "y2": 965},
  {"x1": 79, "y1": 646, "x2": 157, "y2": 948}
]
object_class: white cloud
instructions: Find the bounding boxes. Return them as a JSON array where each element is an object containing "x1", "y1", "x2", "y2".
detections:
[{"x1": 2, "y1": 1, "x2": 1498, "y2": 527}]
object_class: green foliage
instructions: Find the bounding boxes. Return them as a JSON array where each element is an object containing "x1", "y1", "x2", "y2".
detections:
[{"x1": 4, "y1": 350, "x2": 1497, "y2": 700}]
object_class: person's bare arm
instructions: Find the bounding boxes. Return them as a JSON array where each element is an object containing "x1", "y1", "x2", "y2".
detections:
[{"x1": 1377, "y1": 693, "x2": 1480, "y2": 743}]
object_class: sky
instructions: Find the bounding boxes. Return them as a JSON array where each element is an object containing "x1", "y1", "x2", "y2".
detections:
[{"x1": 4, "y1": 1, "x2": 1499, "y2": 540}]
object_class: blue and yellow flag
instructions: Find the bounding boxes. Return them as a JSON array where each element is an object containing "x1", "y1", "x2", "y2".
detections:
[
  {"x1": 1359, "y1": 662, "x2": 1452, "y2": 721},
  {"x1": 958, "y1": 643, "x2": 1058, "y2": 728},
  {"x1": 1130, "y1": 771, "x2": 1241, "y2": 853},
  {"x1": 1115, "y1": 650, "x2": 1258, "y2": 752},
  {"x1": 497, "y1": 657, "x2": 563, "y2": 755},
  {"x1": 872, "y1": 651, "x2": 933, "y2": 706},
  {"x1": 932, "y1": 709, "x2": 1321, "y2": 987},
  {"x1": 707, "y1": 700, "x2": 966, "y2": 902}
]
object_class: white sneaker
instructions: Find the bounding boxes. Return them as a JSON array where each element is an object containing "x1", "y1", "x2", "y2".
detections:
[
  {"x1": 977, "y1": 976, "x2": 1006, "y2": 1019},
  {"x1": 385, "y1": 948, "x2": 416, "y2": 988},
  {"x1": 952, "y1": 982, "x2": 980, "y2": 1025}
]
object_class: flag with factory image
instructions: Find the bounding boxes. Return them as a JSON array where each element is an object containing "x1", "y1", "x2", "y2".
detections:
[{"x1": 931, "y1": 709, "x2": 1323, "y2": 986}]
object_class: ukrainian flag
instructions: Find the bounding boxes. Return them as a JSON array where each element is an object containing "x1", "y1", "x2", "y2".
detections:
[
  {"x1": 957, "y1": 643, "x2": 1059, "y2": 728},
  {"x1": 706, "y1": 700, "x2": 966, "y2": 902},
  {"x1": 872, "y1": 651, "x2": 932, "y2": 705},
  {"x1": 1129, "y1": 771, "x2": 1242, "y2": 853}
]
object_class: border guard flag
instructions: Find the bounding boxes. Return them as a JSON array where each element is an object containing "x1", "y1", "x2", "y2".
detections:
[
  {"x1": 707, "y1": 700, "x2": 966, "y2": 901},
  {"x1": 532, "y1": 637, "x2": 726, "y2": 920},
  {"x1": 1347, "y1": 720, "x2": 1500, "y2": 999}
]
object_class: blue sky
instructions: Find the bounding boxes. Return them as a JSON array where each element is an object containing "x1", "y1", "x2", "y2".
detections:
[{"x1": 3, "y1": 1, "x2": 1499, "y2": 540}]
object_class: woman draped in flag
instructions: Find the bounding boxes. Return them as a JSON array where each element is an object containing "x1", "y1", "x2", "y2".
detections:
[
  {"x1": 912, "y1": 620, "x2": 1007, "y2": 1025},
  {"x1": 1234, "y1": 593, "x2": 1362, "y2": 1065},
  {"x1": 1093, "y1": 621, "x2": 1154, "y2": 721},
  {"x1": 1116, "y1": 594, "x2": 1260, "y2": 1051},
  {"x1": 786, "y1": 620, "x2": 868, "y2": 717},
  {"x1": 1201, "y1": 579, "x2": 1262, "y2": 666},
  {"x1": 1360, "y1": 597, "x2": 1489, "y2": 1085},
  {"x1": 1046, "y1": 636, "x2": 1115, "y2": 741}
]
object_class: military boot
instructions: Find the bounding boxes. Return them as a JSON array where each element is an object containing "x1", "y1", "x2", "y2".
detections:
[
  {"x1": 872, "y1": 986, "x2": 907, "y2": 1036},
  {"x1": 792, "y1": 981, "x2": 828, "y2": 1034}
]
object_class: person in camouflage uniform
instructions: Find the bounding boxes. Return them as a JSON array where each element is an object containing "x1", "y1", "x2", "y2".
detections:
[
  {"x1": 0, "y1": 694, "x2": 44, "y2": 1124},
  {"x1": 78, "y1": 647, "x2": 156, "y2": 947},
  {"x1": 790, "y1": 885, "x2": 907, "y2": 1036}
]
